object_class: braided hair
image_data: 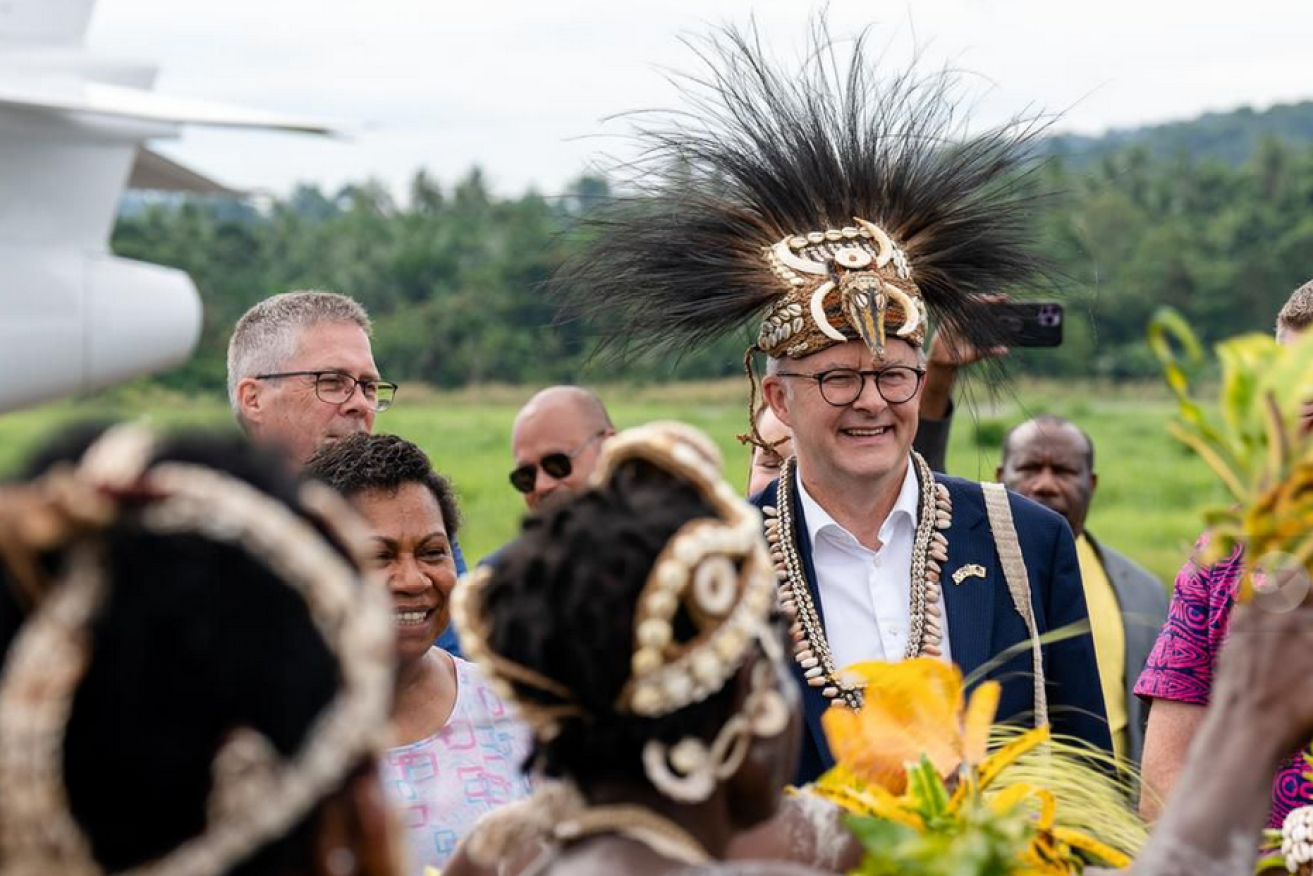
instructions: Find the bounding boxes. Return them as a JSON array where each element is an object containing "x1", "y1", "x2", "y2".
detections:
[
  {"x1": 0, "y1": 427, "x2": 367, "y2": 876},
  {"x1": 479, "y1": 456, "x2": 742, "y2": 792}
]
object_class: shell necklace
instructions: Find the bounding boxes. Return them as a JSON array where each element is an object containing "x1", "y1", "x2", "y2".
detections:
[{"x1": 763, "y1": 451, "x2": 952, "y2": 710}]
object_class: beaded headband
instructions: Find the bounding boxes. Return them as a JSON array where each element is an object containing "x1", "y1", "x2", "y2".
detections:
[
  {"x1": 451, "y1": 421, "x2": 778, "y2": 733},
  {"x1": 0, "y1": 425, "x2": 395, "y2": 876},
  {"x1": 758, "y1": 216, "x2": 925, "y2": 360}
]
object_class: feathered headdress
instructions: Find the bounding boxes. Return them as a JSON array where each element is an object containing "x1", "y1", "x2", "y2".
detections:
[{"x1": 556, "y1": 21, "x2": 1051, "y2": 440}]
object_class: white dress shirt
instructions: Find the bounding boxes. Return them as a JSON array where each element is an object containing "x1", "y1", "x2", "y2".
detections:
[{"x1": 795, "y1": 462, "x2": 952, "y2": 670}]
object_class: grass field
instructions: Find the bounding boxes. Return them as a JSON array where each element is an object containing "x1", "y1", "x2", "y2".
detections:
[{"x1": 0, "y1": 378, "x2": 1225, "y2": 584}]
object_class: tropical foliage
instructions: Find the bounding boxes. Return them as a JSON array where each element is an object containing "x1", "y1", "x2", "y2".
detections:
[
  {"x1": 111, "y1": 104, "x2": 1313, "y2": 392},
  {"x1": 1150, "y1": 311, "x2": 1313, "y2": 597}
]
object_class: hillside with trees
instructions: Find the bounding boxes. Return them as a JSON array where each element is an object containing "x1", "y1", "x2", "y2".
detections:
[
  {"x1": 1046, "y1": 100, "x2": 1313, "y2": 168},
  {"x1": 112, "y1": 101, "x2": 1313, "y2": 391}
]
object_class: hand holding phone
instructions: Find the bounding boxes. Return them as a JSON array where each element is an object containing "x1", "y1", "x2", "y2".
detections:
[{"x1": 995, "y1": 301, "x2": 1063, "y2": 348}]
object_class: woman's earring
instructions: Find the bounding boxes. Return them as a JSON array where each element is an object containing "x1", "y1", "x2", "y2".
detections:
[{"x1": 643, "y1": 737, "x2": 716, "y2": 803}]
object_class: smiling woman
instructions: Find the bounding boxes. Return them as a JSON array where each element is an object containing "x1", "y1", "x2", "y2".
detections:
[{"x1": 303, "y1": 433, "x2": 533, "y2": 876}]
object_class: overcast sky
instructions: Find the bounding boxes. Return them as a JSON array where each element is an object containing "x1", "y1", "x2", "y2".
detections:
[{"x1": 88, "y1": 0, "x2": 1313, "y2": 201}]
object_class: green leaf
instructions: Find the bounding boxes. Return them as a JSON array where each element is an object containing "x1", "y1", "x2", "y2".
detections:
[
  {"x1": 907, "y1": 755, "x2": 951, "y2": 820},
  {"x1": 1148, "y1": 307, "x2": 1204, "y2": 401}
]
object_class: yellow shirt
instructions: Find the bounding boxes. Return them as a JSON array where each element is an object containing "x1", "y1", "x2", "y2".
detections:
[{"x1": 1075, "y1": 533, "x2": 1127, "y2": 763}]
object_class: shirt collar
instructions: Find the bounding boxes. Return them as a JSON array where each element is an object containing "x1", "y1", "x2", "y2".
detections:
[{"x1": 795, "y1": 460, "x2": 920, "y2": 549}]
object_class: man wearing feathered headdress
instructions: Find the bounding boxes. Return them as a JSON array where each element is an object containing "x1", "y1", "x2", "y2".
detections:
[{"x1": 559, "y1": 22, "x2": 1111, "y2": 783}]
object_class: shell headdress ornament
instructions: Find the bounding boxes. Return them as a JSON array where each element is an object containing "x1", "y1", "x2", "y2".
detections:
[
  {"x1": 555, "y1": 20, "x2": 1051, "y2": 443},
  {"x1": 0, "y1": 425, "x2": 395, "y2": 876},
  {"x1": 453, "y1": 421, "x2": 778, "y2": 728},
  {"x1": 452, "y1": 422, "x2": 790, "y2": 804}
]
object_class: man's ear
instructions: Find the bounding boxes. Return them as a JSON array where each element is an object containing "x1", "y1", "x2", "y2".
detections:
[
  {"x1": 995, "y1": 465, "x2": 1005, "y2": 482},
  {"x1": 1089, "y1": 471, "x2": 1099, "y2": 495},
  {"x1": 236, "y1": 377, "x2": 265, "y2": 427},
  {"x1": 761, "y1": 377, "x2": 793, "y2": 430}
]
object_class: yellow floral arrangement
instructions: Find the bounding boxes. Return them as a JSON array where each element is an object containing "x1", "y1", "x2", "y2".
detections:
[{"x1": 810, "y1": 659, "x2": 1143, "y2": 876}]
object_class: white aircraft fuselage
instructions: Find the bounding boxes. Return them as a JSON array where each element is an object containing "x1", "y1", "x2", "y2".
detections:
[{"x1": 0, "y1": 0, "x2": 329, "y2": 412}]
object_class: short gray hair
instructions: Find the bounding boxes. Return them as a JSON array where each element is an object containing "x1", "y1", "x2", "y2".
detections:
[
  {"x1": 1278, "y1": 278, "x2": 1313, "y2": 337},
  {"x1": 226, "y1": 291, "x2": 372, "y2": 417}
]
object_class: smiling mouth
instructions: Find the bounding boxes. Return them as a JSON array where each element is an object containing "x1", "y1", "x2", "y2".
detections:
[
  {"x1": 394, "y1": 609, "x2": 435, "y2": 627},
  {"x1": 841, "y1": 426, "x2": 891, "y2": 437}
]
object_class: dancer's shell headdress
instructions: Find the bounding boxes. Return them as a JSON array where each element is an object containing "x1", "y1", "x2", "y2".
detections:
[
  {"x1": 453, "y1": 422, "x2": 777, "y2": 730},
  {"x1": 0, "y1": 425, "x2": 395, "y2": 876},
  {"x1": 452, "y1": 422, "x2": 792, "y2": 808}
]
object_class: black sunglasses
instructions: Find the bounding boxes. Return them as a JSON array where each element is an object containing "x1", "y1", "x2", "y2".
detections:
[{"x1": 508, "y1": 432, "x2": 606, "y2": 494}]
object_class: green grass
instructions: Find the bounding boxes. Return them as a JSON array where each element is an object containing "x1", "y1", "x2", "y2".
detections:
[{"x1": 0, "y1": 379, "x2": 1223, "y2": 584}]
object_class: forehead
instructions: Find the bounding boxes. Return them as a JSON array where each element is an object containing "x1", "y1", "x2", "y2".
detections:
[
  {"x1": 289, "y1": 321, "x2": 376, "y2": 369},
  {"x1": 512, "y1": 400, "x2": 592, "y2": 452},
  {"x1": 1009, "y1": 422, "x2": 1089, "y2": 464},
  {"x1": 793, "y1": 337, "x2": 919, "y2": 369},
  {"x1": 352, "y1": 482, "x2": 445, "y2": 531}
]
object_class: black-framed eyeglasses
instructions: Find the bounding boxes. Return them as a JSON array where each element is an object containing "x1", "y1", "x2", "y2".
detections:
[
  {"x1": 508, "y1": 432, "x2": 607, "y2": 494},
  {"x1": 254, "y1": 370, "x2": 398, "y2": 412},
  {"x1": 775, "y1": 365, "x2": 925, "y2": 407}
]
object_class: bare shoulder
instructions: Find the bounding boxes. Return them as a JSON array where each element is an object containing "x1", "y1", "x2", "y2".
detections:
[{"x1": 673, "y1": 864, "x2": 833, "y2": 876}]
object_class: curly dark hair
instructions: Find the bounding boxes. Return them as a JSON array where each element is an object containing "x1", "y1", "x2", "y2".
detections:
[
  {"x1": 478, "y1": 456, "x2": 740, "y2": 792},
  {"x1": 0, "y1": 426, "x2": 366, "y2": 876},
  {"x1": 302, "y1": 433, "x2": 461, "y2": 538}
]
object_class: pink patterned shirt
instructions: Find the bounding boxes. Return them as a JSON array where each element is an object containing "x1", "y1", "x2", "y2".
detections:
[
  {"x1": 380, "y1": 654, "x2": 534, "y2": 874},
  {"x1": 1134, "y1": 534, "x2": 1312, "y2": 828}
]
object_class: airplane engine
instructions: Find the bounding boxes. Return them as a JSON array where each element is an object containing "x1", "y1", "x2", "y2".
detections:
[
  {"x1": 0, "y1": 244, "x2": 201, "y2": 411},
  {"x1": 0, "y1": 0, "x2": 330, "y2": 413}
]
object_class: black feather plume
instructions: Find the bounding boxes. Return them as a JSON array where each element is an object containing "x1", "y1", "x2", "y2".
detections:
[{"x1": 554, "y1": 18, "x2": 1055, "y2": 362}]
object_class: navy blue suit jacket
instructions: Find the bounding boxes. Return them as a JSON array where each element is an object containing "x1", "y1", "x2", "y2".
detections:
[{"x1": 751, "y1": 469, "x2": 1111, "y2": 784}]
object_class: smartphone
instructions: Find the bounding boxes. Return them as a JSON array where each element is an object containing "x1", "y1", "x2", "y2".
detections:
[{"x1": 995, "y1": 301, "x2": 1063, "y2": 348}]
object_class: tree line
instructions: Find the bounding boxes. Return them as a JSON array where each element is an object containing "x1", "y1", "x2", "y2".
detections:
[{"x1": 111, "y1": 134, "x2": 1313, "y2": 392}]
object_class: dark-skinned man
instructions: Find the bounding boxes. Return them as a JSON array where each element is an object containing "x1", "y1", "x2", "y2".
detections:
[{"x1": 999, "y1": 415, "x2": 1168, "y2": 766}]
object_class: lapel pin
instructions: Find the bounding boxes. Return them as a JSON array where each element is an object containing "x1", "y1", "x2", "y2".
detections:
[{"x1": 951, "y1": 564, "x2": 986, "y2": 585}]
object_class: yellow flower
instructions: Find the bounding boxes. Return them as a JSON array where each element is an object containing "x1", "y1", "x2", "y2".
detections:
[{"x1": 821, "y1": 658, "x2": 1001, "y2": 792}]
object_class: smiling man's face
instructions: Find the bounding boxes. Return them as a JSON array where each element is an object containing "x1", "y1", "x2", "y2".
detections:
[{"x1": 762, "y1": 338, "x2": 922, "y2": 492}]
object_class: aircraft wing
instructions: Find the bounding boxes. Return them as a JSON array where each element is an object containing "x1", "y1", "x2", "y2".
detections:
[
  {"x1": 0, "y1": 81, "x2": 336, "y2": 134},
  {"x1": 128, "y1": 147, "x2": 243, "y2": 196}
]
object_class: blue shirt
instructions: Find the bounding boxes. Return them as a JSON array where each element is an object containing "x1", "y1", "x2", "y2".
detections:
[{"x1": 435, "y1": 536, "x2": 467, "y2": 657}]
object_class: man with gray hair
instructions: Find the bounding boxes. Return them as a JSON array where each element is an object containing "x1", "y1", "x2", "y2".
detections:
[
  {"x1": 1277, "y1": 278, "x2": 1313, "y2": 345},
  {"x1": 227, "y1": 291, "x2": 393, "y2": 469},
  {"x1": 227, "y1": 290, "x2": 469, "y2": 653}
]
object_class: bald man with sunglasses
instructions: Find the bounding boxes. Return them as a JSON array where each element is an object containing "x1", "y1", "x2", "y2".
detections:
[{"x1": 509, "y1": 386, "x2": 616, "y2": 510}]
